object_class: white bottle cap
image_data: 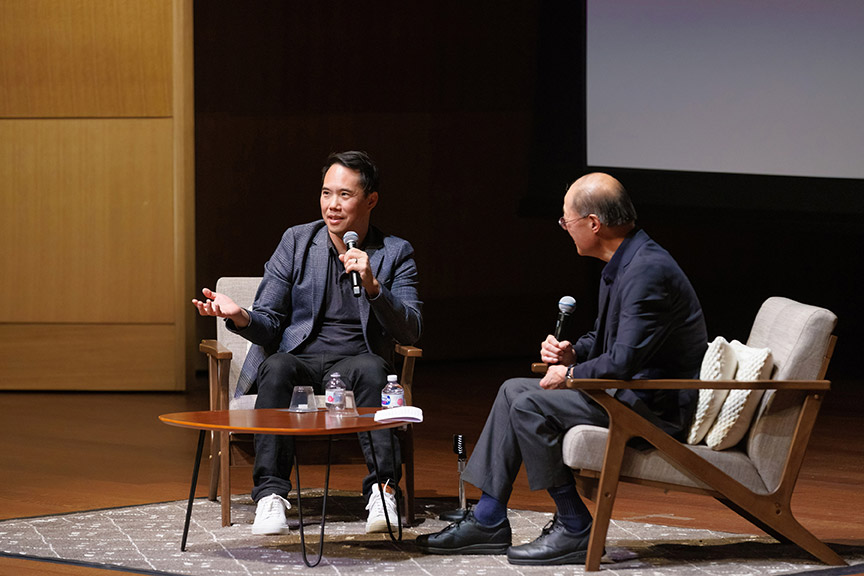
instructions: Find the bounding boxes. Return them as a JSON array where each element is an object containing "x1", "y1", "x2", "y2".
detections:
[{"x1": 387, "y1": 374, "x2": 397, "y2": 382}]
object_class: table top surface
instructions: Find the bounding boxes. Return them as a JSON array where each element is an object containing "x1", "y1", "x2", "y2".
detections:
[{"x1": 159, "y1": 408, "x2": 408, "y2": 435}]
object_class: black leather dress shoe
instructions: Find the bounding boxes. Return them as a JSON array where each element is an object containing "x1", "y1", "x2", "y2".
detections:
[
  {"x1": 506, "y1": 516, "x2": 592, "y2": 565},
  {"x1": 416, "y1": 511, "x2": 511, "y2": 555}
]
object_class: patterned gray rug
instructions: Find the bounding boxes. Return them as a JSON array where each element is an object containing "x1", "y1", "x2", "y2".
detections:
[{"x1": 1, "y1": 492, "x2": 861, "y2": 576}]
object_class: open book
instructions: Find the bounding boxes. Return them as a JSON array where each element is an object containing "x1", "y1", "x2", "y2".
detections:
[{"x1": 373, "y1": 405, "x2": 423, "y2": 423}]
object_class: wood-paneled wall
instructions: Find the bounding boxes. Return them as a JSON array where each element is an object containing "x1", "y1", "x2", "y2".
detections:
[{"x1": 0, "y1": 0, "x2": 194, "y2": 390}]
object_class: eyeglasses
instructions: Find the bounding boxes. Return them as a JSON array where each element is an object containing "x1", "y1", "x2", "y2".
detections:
[{"x1": 558, "y1": 214, "x2": 589, "y2": 230}]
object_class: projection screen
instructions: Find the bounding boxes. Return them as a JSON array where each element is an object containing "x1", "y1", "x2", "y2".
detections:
[{"x1": 586, "y1": 1, "x2": 864, "y2": 180}]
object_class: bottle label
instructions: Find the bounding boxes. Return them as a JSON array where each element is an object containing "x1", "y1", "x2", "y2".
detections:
[
  {"x1": 381, "y1": 391, "x2": 404, "y2": 409},
  {"x1": 327, "y1": 389, "x2": 344, "y2": 407}
]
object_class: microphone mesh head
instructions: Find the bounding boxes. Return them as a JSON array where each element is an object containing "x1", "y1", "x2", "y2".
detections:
[
  {"x1": 342, "y1": 231, "x2": 359, "y2": 244},
  {"x1": 558, "y1": 296, "x2": 576, "y2": 314},
  {"x1": 453, "y1": 434, "x2": 465, "y2": 456}
]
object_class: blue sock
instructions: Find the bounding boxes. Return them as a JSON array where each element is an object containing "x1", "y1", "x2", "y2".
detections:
[
  {"x1": 547, "y1": 482, "x2": 592, "y2": 533},
  {"x1": 472, "y1": 492, "x2": 508, "y2": 527}
]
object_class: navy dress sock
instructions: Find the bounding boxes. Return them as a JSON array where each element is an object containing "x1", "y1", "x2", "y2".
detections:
[
  {"x1": 547, "y1": 482, "x2": 592, "y2": 533},
  {"x1": 472, "y1": 492, "x2": 508, "y2": 527}
]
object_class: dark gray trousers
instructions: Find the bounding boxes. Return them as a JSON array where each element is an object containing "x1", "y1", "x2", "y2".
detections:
[
  {"x1": 461, "y1": 377, "x2": 609, "y2": 502},
  {"x1": 251, "y1": 352, "x2": 399, "y2": 503}
]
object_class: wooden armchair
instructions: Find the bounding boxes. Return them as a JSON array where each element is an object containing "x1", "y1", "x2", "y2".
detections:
[
  {"x1": 201, "y1": 277, "x2": 422, "y2": 527},
  {"x1": 534, "y1": 297, "x2": 844, "y2": 571}
]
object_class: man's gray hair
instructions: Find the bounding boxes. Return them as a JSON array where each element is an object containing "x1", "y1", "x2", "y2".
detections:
[{"x1": 572, "y1": 176, "x2": 638, "y2": 226}]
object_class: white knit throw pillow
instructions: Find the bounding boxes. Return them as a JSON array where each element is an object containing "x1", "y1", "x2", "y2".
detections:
[
  {"x1": 705, "y1": 340, "x2": 773, "y2": 450},
  {"x1": 687, "y1": 337, "x2": 737, "y2": 445}
]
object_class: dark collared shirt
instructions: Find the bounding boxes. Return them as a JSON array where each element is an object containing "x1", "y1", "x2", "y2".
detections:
[
  {"x1": 599, "y1": 226, "x2": 638, "y2": 286},
  {"x1": 296, "y1": 240, "x2": 368, "y2": 356}
]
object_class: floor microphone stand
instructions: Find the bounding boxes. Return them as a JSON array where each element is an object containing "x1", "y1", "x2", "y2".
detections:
[{"x1": 439, "y1": 433, "x2": 469, "y2": 522}]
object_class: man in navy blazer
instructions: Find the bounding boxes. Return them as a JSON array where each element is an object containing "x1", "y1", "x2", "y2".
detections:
[
  {"x1": 417, "y1": 173, "x2": 706, "y2": 565},
  {"x1": 193, "y1": 151, "x2": 422, "y2": 536}
]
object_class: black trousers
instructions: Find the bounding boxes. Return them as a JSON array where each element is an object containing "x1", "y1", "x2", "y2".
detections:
[
  {"x1": 461, "y1": 377, "x2": 610, "y2": 502},
  {"x1": 251, "y1": 352, "x2": 400, "y2": 503}
]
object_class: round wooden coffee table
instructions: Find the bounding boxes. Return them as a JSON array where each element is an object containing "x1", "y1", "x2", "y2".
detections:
[{"x1": 159, "y1": 408, "x2": 410, "y2": 566}]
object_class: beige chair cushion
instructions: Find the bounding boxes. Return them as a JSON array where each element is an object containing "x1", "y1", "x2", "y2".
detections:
[
  {"x1": 563, "y1": 425, "x2": 768, "y2": 494},
  {"x1": 687, "y1": 337, "x2": 736, "y2": 445},
  {"x1": 704, "y1": 340, "x2": 773, "y2": 450},
  {"x1": 229, "y1": 395, "x2": 257, "y2": 410}
]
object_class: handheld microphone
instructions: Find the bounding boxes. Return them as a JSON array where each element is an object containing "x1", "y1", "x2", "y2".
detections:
[
  {"x1": 554, "y1": 296, "x2": 576, "y2": 340},
  {"x1": 342, "y1": 231, "x2": 362, "y2": 297}
]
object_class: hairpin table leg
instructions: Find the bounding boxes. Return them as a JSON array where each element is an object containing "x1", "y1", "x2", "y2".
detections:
[
  {"x1": 294, "y1": 436, "x2": 333, "y2": 567},
  {"x1": 181, "y1": 430, "x2": 206, "y2": 551}
]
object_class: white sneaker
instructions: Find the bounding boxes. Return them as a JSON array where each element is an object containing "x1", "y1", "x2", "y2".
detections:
[
  {"x1": 252, "y1": 493, "x2": 292, "y2": 535},
  {"x1": 365, "y1": 481, "x2": 399, "y2": 533}
]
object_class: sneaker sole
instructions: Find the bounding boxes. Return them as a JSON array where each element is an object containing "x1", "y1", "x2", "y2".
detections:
[
  {"x1": 365, "y1": 520, "x2": 395, "y2": 534},
  {"x1": 251, "y1": 525, "x2": 291, "y2": 535},
  {"x1": 417, "y1": 542, "x2": 510, "y2": 555}
]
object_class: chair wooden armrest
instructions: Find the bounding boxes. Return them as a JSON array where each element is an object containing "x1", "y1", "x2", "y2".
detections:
[
  {"x1": 200, "y1": 339, "x2": 232, "y2": 410},
  {"x1": 531, "y1": 362, "x2": 831, "y2": 393},
  {"x1": 200, "y1": 339, "x2": 232, "y2": 360},
  {"x1": 531, "y1": 362, "x2": 548, "y2": 374},
  {"x1": 395, "y1": 344, "x2": 423, "y2": 358},
  {"x1": 565, "y1": 378, "x2": 831, "y2": 392}
]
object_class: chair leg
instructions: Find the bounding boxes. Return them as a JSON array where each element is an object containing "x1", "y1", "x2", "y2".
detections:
[
  {"x1": 220, "y1": 431, "x2": 231, "y2": 526},
  {"x1": 718, "y1": 497, "x2": 845, "y2": 566},
  {"x1": 208, "y1": 431, "x2": 220, "y2": 501},
  {"x1": 207, "y1": 355, "x2": 226, "y2": 504},
  {"x1": 585, "y1": 426, "x2": 629, "y2": 572},
  {"x1": 712, "y1": 392, "x2": 844, "y2": 565},
  {"x1": 769, "y1": 513, "x2": 846, "y2": 566},
  {"x1": 402, "y1": 426, "x2": 416, "y2": 526}
]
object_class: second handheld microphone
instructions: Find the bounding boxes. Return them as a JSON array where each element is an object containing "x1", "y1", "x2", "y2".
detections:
[
  {"x1": 343, "y1": 230, "x2": 362, "y2": 297},
  {"x1": 554, "y1": 296, "x2": 576, "y2": 340}
]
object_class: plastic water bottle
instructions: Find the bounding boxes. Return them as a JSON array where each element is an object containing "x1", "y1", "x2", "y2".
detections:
[
  {"x1": 381, "y1": 374, "x2": 404, "y2": 409},
  {"x1": 325, "y1": 372, "x2": 346, "y2": 411}
]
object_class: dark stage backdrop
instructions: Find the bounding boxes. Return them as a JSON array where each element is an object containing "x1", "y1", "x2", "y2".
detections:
[{"x1": 193, "y1": 2, "x2": 862, "y2": 405}]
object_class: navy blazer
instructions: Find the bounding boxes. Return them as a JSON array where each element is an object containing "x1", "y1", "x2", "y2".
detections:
[
  {"x1": 231, "y1": 221, "x2": 422, "y2": 396},
  {"x1": 570, "y1": 229, "x2": 707, "y2": 437}
]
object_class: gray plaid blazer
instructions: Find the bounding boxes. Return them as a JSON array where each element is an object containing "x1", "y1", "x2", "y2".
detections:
[{"x1": 231, "y1": 220, "x2": 422, "y2": 397}]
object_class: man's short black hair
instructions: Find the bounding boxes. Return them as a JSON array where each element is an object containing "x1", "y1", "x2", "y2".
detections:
[{"x1": 322, "y1": 151, "x2": 379, "y2": 195}]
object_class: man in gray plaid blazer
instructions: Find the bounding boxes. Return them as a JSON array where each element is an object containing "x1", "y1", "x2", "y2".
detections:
[{"x1": 193, "y1": 151, "x2": 422, "y2": 536}]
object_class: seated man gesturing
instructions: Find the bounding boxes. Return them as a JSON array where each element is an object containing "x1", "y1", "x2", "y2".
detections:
[{"x1": 194, "y1": 151, "x2": 422, "y2": 536}]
